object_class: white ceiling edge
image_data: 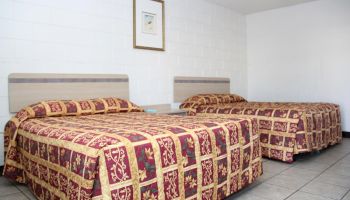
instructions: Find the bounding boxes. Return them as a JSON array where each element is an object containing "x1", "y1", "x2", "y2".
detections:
[{"x1": 204, "y1": 0, "x2": 319, "y2": 14}]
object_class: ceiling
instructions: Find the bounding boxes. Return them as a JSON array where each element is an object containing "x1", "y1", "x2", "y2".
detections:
[{"x1": 205, "y1": 0, "x2": 318, "y2": 14}]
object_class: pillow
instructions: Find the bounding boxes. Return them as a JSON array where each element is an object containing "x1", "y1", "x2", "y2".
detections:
[
  {"x1": 4, "y1": 97, "x2": 143, "y2": 156},
  {"x1": 21, "y1": 97, "x2": 143, "y2": 118},
  {"x1": 179, "y1": 94, "x2": 247, "y2": 112}
]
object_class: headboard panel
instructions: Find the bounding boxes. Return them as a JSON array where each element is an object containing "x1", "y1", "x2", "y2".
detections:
[
  {"x1": 9, "y1": 73, "x2": 129, "y2": 113},
  {"x1": 174, "y1": 76, "x2": 230, "y2": 102}
]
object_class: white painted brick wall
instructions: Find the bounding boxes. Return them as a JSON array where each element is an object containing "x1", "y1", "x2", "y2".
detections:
[{"x1": 0, "y1": 0, "x2": 247, "y2": 165}]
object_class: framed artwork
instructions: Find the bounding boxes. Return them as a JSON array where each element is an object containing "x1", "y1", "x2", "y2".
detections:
[{"x1": 133, "y1": 0, "x2": 165, "y2": 51}]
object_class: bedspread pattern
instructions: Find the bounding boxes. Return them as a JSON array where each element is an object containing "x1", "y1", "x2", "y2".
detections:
[
  {"x1": 180, "y1": 95, "x2": 342, "y2": 162},
  {"x1": 3, "y1": 99, "x2": 262, "y2": 200}
]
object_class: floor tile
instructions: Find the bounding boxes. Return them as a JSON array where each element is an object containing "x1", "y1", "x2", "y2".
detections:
[
  {"x1": 0, "y1": 177, "x2": 21, "y2": 197},
  {"x1": 326, "y1": 145, "x2": 350, "y2": 154},
  {"x1": 326, "y1": 163, "x2": 350, "y2": 177},
  {"x1": 342, "y1": 191, "x2": 350, "y2": 200},
  {"x1": 340, "y1": 154, "x2": 350, "y2": 163},
  {"x1": 266, "y1": 174, "x2": 309, "y2": 190},
  {"x1": 287, "y1": 191, "x2": 333, "y2": 200},
  {"x1": 332, "y1": 146, "x2": 350, "y2": 155},
  {"x1": 296, "y1": 147, "x2": 346, "y2": 165},
  {"x1": 337, "y1": 159, "x2": 350, "y2": 166},
  {"x1": 315, "y1": 150, "x2": 346, "y2": 165},
  {"x1": 301, "y1": 181, "x2": 348, "y2": 200},
  {"x1": 336, "y1": 160, "x2": 350, "y2": 168},
  {"x1": 315, "y1": 172, "x2": 350, "y2": 188},
  {"x1": 293, "y1": 160, "x2": 330, "y2": 172},
  {"x1": 263, "y1": 160, "x2": 293, "y2": 174},
  {"x1": 23, "y1": 192, "x2": 37, "y2": 200},
  {"x1": 248, "y1": 183, "x2": 295, "y2": 200},
  {"x1": 337, "y1": 161, "x2": 350, "y2": 167},
  {"x1": 15, "y1": 184, "x2": 37, "y2": 200},
  {"x1": 313, "y1": 155, "x2": 344, "y2": 165},
  {"x1": 281, "y1": 166, "x2": 321, "y2": 181},
  {"x1": 228, "y1": 192, "x2": 270, "y2": 200},
  {"x1": 0, "y1": 192, "x2": 29, "y2": 200},
  {"x1": 258, "y1": 170, "x2": 278, "y2": 182}
]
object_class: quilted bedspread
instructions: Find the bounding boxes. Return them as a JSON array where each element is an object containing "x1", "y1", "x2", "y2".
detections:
[
  {"x1": 190, "y1": 102, "x2": 342, "y2": 162},
  {"x1": 3, "y1": 98, "x2": 262, "y2": 200}
]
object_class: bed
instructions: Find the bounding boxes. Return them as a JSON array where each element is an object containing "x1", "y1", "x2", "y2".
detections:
[
  {"x1": 174, "y1": 77, "x2": 342, "y2": 163},
  {"x1": 3, "y1": 74, "x2": 262, "y2": 200}
]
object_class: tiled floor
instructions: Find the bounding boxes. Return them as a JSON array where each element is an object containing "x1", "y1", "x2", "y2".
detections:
[
  {"x1": 229, "y1": 138, "x2": 350, "y2": 200},
  {"x1": 1, "y1": 138, "x2": 350, "y2": 200}
]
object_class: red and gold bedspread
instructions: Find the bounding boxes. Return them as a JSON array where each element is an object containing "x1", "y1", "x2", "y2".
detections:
[
  {"x1": 188, "y1": 102, "x2": 342, "y2": 162},
  {"x1": 3, "y1": 98, "x2": 262, "y2": 200}
]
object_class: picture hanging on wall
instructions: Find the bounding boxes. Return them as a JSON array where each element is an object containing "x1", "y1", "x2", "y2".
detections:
[{"x1": 133, "y1": 0, "x2": 165, "y2": 51}]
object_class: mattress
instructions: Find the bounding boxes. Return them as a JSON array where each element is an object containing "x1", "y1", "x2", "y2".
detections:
[
  {"x1": 185, "y1": 101, "x2": 342, "y2": 162},
  {"x1": 3, "y1": 98, "x2": 262, "y2": 200}
]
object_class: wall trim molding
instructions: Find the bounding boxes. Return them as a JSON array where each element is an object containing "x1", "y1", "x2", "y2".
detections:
[{"x1": 343, "y1": 131, "x2": 350, "y2": 138}]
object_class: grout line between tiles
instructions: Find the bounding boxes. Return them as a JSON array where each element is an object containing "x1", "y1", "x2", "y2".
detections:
[
  {"x1": 340, "y1": 188, "x2": 350, "y2": 200},
  {"x1": 283, "y1": 151, "x2": 350, "y2": 200},
  {"x1": 14, "y1": 185, "x2": 30, "y2": 200},
  {"x1": 8, "y1": 179, "x2": 32, "y2": 200},
  {"x1": 13, "y1": 184, "x2": 32, "y2": 200},
  {"x1": 317, "y1": 173, "x2": 350, "y2": 189}
]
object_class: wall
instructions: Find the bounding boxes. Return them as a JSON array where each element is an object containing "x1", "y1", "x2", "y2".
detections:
[
  {"x1": 0, "y1": 0, "x2": 247, "y2": 165},
  {"x1": 247, "y1": 0, "x2": 350, "y2": 131}
]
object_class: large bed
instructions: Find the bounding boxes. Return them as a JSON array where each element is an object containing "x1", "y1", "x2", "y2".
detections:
[
  {"x1": 174, "y1": 77, "x2": 342, "y2": 163},
  {"x1": 3, "y1": 74, "x2": 262, "y2": 200}
]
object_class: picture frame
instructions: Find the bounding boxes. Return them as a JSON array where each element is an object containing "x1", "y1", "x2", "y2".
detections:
[{"x1": 133, "y1": 0, "x2": 165, "y2": 51}]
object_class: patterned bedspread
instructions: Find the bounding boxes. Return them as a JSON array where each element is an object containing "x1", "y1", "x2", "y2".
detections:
[
  {"x1": 190, "y1": 102, "x2": 342, "y2": 162},
  {"x1": 3, "y1": 98, "x2": 262, "y2": 200}
]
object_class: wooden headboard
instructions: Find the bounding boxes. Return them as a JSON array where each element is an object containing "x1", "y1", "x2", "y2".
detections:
[
  {"x1": 9, "y1": 73, "x2": 129, "y2": 113},
  {"x1": 174, "y1": 76, "x2": 230, "y2": 102}
]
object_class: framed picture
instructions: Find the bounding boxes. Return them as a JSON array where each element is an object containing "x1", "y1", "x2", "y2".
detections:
[{"x1": 133, "y1": 0, "x2": 165, "y2": 51}]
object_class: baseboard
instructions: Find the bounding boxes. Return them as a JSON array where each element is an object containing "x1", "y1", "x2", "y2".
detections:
[{"x1": 343, "y1": 131, "x2": 350, "y2": 138}]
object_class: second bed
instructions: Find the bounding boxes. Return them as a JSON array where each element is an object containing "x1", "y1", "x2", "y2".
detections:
[{"x1": 174, "y1": 77, "x2": 342, "y2": 163}]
